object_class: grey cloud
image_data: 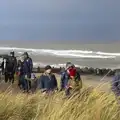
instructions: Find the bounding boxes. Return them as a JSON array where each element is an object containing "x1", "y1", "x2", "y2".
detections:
[{"x1": 0, "y1": 0, "x2": 120, "y2": 41}]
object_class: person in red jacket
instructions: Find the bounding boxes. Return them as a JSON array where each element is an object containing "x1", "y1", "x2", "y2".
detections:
[
  {"x1": 69, "y1": 65, "x2": 76, "y2": 78},
  {"x1": 64, "y1": 63, "x2": 82, "y2": 96},
  {"x1": 60, "y1": 62, "x2": 82, "y2": 96}
]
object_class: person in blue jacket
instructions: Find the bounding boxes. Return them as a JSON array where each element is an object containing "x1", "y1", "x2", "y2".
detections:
[
  {"x1": 22, "y1": 52, "x2": 33, "y2": 92},
  {"x1": 39, "y1": 65, "x2": 58, "y2": 94},
  {"x1": 60, "y1": 68, "x2": 69, "y2": 90},
  {"x1": 60, "y1": 63, "x2": 72, "y2": 96}
]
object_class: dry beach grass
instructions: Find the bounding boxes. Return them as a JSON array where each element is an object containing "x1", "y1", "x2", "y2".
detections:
[{"x1": 0, "y1": 75, "x2": 119, "y2": 120}]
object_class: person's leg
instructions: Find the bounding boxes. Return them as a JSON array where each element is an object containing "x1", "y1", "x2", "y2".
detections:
[
  {"x1": 11, "y1": 73, "x2": 15, "y2": 84},
  {"x1": 8, "y1": 73, "x2": 12, "y2": 83},
  {"x1": 18, "y1": 76, "x2": 20, "y2": 87},
  {"x1": 27, "y1": 73, "x2": 31, "y2": 92},
  {"x1": 22, "y1": 74, "x2": 31, "y2": 92},
  {"x1": 25, "y1": 79, "x2": 30, "y2": 92},
  {"x1": 26, "y1": 80, "x2": 31, "y2": 92},
  {"x1": 29, "y1": 81, "x2": 31, "y2": 90},
  {"x1": 9, "y1": 73, "x2": 14, "y2": 84},
  {"x1": 21, "y1": 75, "x2": 28, "y2": 92},
  {"x1": 31, "y1": 79, "x2": 38, "y2": 93},
  {"x1": 5, "y1": 73, "x2": 8, "y2": 83},
  {"x1": 19, "y1": 76, "x2": 23, "y2": 89},
  {"x1": 65, "y1": 88, "x2": 70, "y2": 96}
]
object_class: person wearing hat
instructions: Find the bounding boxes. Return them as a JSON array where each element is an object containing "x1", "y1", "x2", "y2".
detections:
[
  {"x1": 22, "y1": 52, "x2": 33, "y2": 92},
  {"x1": 60, "y1": 62, "x2": 82, "y2": 96},
  {"x1": 4, "y1": 51, "x2": 17, "y2": 83},
  {"x1": 38, "y1": 65, "x2": 58, "y2": 94}
]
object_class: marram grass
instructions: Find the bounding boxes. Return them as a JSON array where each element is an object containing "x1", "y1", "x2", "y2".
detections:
[{"x1": 0, "y1": 87, "x2": 119, "y2": 120}]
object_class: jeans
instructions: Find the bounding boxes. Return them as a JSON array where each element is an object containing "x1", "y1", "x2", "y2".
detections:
[
  {"x1": 18, "y1": 75, "x2": 23, "y2": 89},
  {"x1": 20, "y1": 75, "x2": 31, "y2": 91}
]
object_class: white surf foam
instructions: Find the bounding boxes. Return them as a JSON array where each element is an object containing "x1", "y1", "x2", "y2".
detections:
[
  {"x1": 33, "y1": 62, "x2": 82, "y2": 68},
  {"x1": 0, "y1": 46, "x2": 118, "y2": 59}
]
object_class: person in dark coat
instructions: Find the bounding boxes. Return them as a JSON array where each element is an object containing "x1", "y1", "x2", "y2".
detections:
[
  {"x1": 39, "y1": 65, "x2": 58, "y2": 94},
  {"x1": 22, "y1": 52, "x2": 33, "y2": 92},
  {"x1": 111, "y1": 69, "x2": 120, "y2": 97},
  {"x1": 16, "y1": 60, "x2": 24, "y2": 89},
  {"x1": 1, "y1": 58, "x2": 6, "y2": 75},
  {"x1": 2, "y1": 52, "x2": 17, "y2": 83}
]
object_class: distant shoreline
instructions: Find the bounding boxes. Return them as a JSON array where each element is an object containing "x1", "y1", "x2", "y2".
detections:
[{"x1": 33, "y1": 67, "x2": 115, "y2": 76}]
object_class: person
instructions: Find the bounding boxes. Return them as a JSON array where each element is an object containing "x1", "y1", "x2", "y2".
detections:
[
  {"x1": 111, "y1": 69, "x2": 120, "y2": 97},
  {"x1": 60, "y1": 66, "x2": 70, "y2": 94},
  {"x1": 60, "y1": 62, "x2": 82, "y2": 96},
  {"x1": 30, "y1": 73, "x2": 38, "y2": 93},
  {"x1": 22, "y1": 72, "x2": 37, "y2": 93},
  {"x1": 69, "y1": 64, "x2": 82, "y2": 89},
  {"x1": 22, "y1": 52, "x2": 33, "y2": 92},
  {"x1": 1, "y1": 58, "x2": 6, "y2": 75},
  {"x1": 39, "y1": 65, "x2": 58, "y2": 95},
  {"x1": 2, "y1": 52, "x2": 17, "y2": 84},
  {"x1": 16, "y1": 59, "x2": 24, "y2": 89}
]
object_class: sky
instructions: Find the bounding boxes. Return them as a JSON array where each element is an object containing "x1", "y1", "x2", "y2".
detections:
[{"x1": 0, "y1": 0, "x2": 120, "y2": 42}]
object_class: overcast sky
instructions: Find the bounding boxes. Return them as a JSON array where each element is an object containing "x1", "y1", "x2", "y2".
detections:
[{"x1": 0, "y1": 0, "x2": 120, "y2": 41}]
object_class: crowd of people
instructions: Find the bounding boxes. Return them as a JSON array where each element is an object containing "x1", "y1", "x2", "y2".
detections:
[
  {"x1": 0, "y1": 52, "x2": 82, "y2": 96},
  {"x1": 1, "y1": 51, "x2": 120, "y2": 98}
]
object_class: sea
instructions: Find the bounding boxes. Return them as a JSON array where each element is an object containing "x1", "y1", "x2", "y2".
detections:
[{"x1": 0, "y1": 40, "x2": 120, "y2": 69}]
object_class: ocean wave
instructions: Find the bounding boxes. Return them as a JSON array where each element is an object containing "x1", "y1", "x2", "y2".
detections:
[{"x1": 0, "y1": 46, "x2": 118, "y2": 59}]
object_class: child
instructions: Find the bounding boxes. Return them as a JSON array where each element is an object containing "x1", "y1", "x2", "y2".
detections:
[{"x1": 30, "y1": 73, "x2": 38, "y2": 93}]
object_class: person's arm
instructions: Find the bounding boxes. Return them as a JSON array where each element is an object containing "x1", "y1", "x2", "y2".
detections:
[
  {"x1": 13, "y1": 58, "x2": 17, "y2": 73},
  {"x1": 28, "y1": 58, "x2": 33, "y2": 73},
  {"x1": 60, "y1": 73, "x2": 65, "y2": 90},
  {"x1": 53, "y1": 74, "x2": 58, "y2": 90}
]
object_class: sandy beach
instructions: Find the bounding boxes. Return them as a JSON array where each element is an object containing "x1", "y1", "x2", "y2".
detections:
[{"x1": 0, "y1": 74, "x2": 112, "y2": 94}]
